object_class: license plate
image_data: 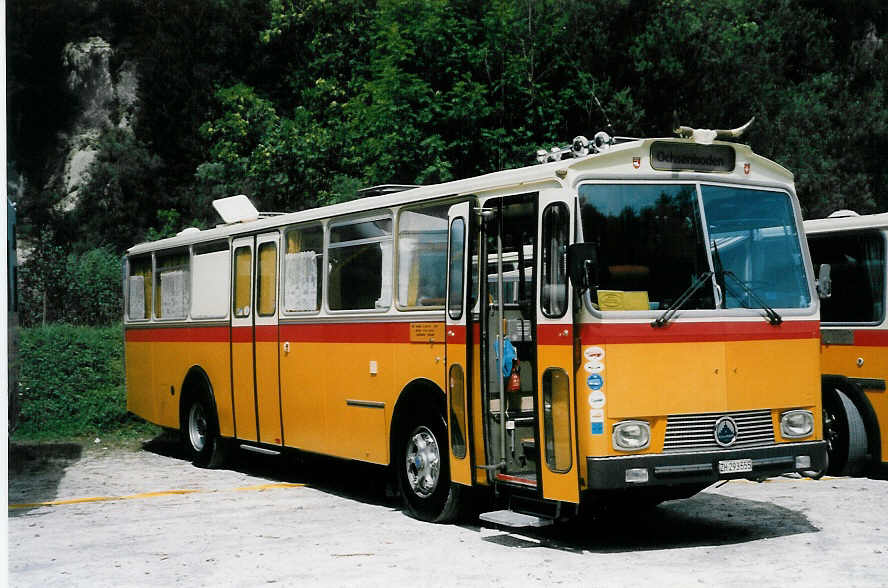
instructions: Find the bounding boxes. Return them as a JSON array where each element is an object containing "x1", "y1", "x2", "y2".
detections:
[{"x1": 718, "y1": 458, "x2": 753, "y2": 474}]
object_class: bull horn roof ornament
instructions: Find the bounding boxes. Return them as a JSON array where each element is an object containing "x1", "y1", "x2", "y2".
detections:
[{"x1": 674, "y1": 117, "x2": 755, "y2": 145}]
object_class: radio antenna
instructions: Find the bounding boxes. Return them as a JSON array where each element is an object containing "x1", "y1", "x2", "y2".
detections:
[{"x1": 591, "y1": 91, "x2": 616, "y2": 136}]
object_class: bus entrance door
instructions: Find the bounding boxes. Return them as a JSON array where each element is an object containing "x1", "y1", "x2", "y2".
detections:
[
  {"x1": 445, "y1": 201, "x2": 473, "y2": 486},
  {"x1": 535, "y1": 194, "x2": 579, "y2": 504},
  {"x1": 481, "y1": 194, "x2": 542, "y2": 494},
  {"x1": 231, "y1": 233, "x2": 283, "y2": 446}
]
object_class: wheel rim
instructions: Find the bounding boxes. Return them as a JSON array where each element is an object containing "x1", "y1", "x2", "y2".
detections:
[
  {"x1": 405, "y1": 426, "x2": 440, "y2": 498},
  {"x1": 823, "y1": 405, "x2": 839, "y2": 456},
  {"x1": 188, "y1": 403, "x2": 207, "y2": 453}
]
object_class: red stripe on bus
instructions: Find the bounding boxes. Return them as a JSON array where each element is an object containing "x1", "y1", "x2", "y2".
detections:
[
  {"x1": 125, "y1": 326, "x2": 230, "y2": 343},
  {"x1": 231, "y1": 325, "x2": 278, "y2": 343},
  {"x1": 579, "y1": 320, "x2": 819, "y2": 344},
  {"x1": 255, "y1": 325, "x2": 278, "y2": 342},
  {"x1": 446, "y1": 325, "x2": 467, "y2": 344},
  {"x1": 851, "y1": 330, "x2": 888, "y2": 346},
  {"x1": 278, "y1": 322, "x2": 411, "y2": 343},
  {"x1": 126, "y1": 323, "x2": 413, "y2": 344},
  {"x1": 231, "y1": 326, "x2": 252, "y2": 343},
  {"x1": 537, "y1": 323, "x2": 573, "y2": 345}
]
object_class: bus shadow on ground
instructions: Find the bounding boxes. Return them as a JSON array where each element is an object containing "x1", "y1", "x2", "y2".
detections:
[
  {"x1": 7, "y1": 443, "x2": 84, "y2": 517},
  {"x1": 480, "y1": 492, "x2": 818, "y2": 553},
  {"x1": 140, "y1": 434, "x2": 817, "y2": 552},
  {"x1": 141, "y1": 433, "x2": 399, "y2": 508}
]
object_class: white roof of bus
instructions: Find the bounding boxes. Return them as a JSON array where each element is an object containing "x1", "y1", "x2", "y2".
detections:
[
  {"x1": 127, "y1": 137, "x2": 795, "y2": 255},
  {"x1": 804, "y1": 211, "x2": 888, "y2": 235}
]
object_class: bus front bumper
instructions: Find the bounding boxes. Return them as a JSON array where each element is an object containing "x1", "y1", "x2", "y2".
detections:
[{"x1": 585, "y1": 441, "x2": 827, "y2": 489}]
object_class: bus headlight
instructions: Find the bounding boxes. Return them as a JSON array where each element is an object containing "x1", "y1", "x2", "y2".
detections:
[
  {"x1": 612, "y1": 420, "x2": 651, "y2": 451},
  {"x1": 780, "y1": 410, "x2": 814, "y2": 439}
]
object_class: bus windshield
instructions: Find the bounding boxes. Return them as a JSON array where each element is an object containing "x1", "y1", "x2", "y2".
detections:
[
  {"x1": 578, "y1": 183, "x2": 810, "y2": 313},
  {"x1": 702, "y1": 185, "x2": 810, "y2": 311}
]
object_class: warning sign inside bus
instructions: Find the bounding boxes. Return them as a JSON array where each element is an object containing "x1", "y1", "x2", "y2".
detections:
[{"x1": 650, "y1": 141, "x2": 735, "y2": 173}]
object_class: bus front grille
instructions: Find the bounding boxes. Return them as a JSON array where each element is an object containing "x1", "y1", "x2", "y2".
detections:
[{"x1": 663, "y1": 409, "x2": 775, "y2": 453}]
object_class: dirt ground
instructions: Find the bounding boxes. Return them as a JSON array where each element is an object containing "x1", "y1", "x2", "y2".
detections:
[{"x1": 7, "y1": 437, "x2": 888, "y2": 587}]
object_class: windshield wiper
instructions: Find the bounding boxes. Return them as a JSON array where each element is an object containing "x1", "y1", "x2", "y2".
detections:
[
  {"x1": 721, "y1": 270, "x2": 783, "y2": 325},
  {"x1": 710, "y1": 238, "x2": 782, "y2": 326},
  {"x1": 651, "y1": 271, "x2": 713, "y2": 328}
]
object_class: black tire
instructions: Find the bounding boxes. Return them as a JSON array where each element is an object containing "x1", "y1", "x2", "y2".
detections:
[
  {"x1": 182, "y1": 393, "x2": 227, "y2": 468},
  {"x1": 823, "y1": 388, "x2": 868, "y2": 477},
  {"x1": 396, "y1": 408, "x2": 462, "y2": 523}
]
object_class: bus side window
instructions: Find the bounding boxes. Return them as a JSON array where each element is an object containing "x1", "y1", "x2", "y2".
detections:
[
  {"x1": 191, "y1": 241, "x2": 230, "y2": 319},
  {"x1": 233, "y1": 246, "x2": 252, "y2": 318},
  {"x1": 398, "y1": 203, "x2": 449, "y2": 308},
  {"x1": 127, "y1": 256, "x2": 153, "y2": 320},
  {"x1": 541, "y1": 202, "x2": 569, "y2": 318},
  {"x1": 155, "y1": 251, "x2": 189, "y2": 320},
  {"x1": 283, "y1": 226, "x2": 323, "y2": 313},
  {"x1": 328, "y1": 217, "x2": 393, "y2": 311},
  {"x1": 810, "y1": 231, "x2": 886, "y2": 323},
  {"x1": 257, "y1": 242, "x2": 277, "y2": 316}
]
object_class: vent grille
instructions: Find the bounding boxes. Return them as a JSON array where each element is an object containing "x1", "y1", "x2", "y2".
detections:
[{"x1": 663, "y1": 409, "x2": 775, "y2": 453}]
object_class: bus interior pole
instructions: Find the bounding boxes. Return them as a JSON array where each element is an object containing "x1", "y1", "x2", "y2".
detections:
[{"x1": 496, "y1": 222, "x2": 506, "y2": 469}]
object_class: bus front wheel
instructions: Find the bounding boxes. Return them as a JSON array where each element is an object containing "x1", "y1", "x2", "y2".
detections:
[{"x1": 396, "y1": 409, "x2": 462, "y2": 523}]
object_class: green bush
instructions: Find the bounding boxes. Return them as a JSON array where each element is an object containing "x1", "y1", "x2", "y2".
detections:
[
  {"x1": 18, "y1": 238, "x2": 124, "y2": 328},
  {"x1": 15, "y1": 323, "x2": 139, "y2": 439},
  {"x1": 64, "y1": 247, "x2": 123, "y2": 325}
]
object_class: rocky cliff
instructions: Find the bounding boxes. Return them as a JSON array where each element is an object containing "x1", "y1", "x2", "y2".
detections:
[{"x1": 50, "y1": 36, "x2": 139, "y2": 212}]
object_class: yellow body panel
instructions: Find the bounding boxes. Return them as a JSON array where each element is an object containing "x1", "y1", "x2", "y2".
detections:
[
  {"x1": 278, "y1": 339, "x2": 445, "y2": 464},
  {"x1": 446, "y1": 342, "x2": 473, "y2": 486},
  {"x1": 607, "y1": 342, "x2": 727, "y2": 417},
  {"x1": 126, "y1": 342, "x2": 156, "y2": 423},
  {"x1": 280, "y1": 340, "x2": 326, "y2": 452},
  {"x1": 726, "y1": 339, "x2": 821, "y2": 413},
  {"x1": 536, "y1": 343, "x2": 579, "y2": 502},
  {"x1": 822, "y1": 343, "x2": 888, "y2": 464},
  {"x1": 470, "y1": 334, "x2": 489, "y2": 483},
  {"x1": 232, "y1": 340, "x2": 258, "y2": 442},
  {"x1": 126, "y1": 338, "x2": 235, "y2": 436},
  {"x1": 256, "y1": 341, "x2": 282, "y2": 445},
  {"x1": 606, "y1": 339, "x2": 819, "y2": 418}
]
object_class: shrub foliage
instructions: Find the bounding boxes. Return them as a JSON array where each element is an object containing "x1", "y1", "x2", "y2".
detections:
[{"x1": 15, "y1": 324, "x2": 133, "y2": 438}]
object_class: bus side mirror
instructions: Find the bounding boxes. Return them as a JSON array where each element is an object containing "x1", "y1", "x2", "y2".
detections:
[
  {"x1": 816, "y1": 263, "x2": 832, "y2": 299},
  {"x1": 568, "y1": 243, "x2": 598, "y2": 294}
]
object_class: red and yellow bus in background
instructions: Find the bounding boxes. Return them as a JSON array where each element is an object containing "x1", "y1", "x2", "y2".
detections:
[
  {"x1": 125, "y1": 124, "x2": 827, "y2": 525},
  {"x1": 805, "y1": 211, "x2": 888, "y2": 478}
]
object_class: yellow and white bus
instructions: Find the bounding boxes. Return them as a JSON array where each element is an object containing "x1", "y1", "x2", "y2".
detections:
[
  {"x1": 805, "y1": 211, "x2": 888, "y2": 478},
  {"x1": 124, "y1": 125, "x2": 827, "y2": 524}
]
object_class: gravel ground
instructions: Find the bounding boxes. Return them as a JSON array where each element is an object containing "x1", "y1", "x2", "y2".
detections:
[{"x1": 7, "y1": 438, "x2": 888, "y2": 587}]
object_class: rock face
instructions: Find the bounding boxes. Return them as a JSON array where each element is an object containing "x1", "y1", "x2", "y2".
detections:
[{"x1": 53, "y1": 36, "x2": 140, "y2": 211}]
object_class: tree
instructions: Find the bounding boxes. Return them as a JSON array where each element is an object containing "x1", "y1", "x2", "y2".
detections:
[{"x1": 73, "y1": 128, "x2": 167, "y2": 252}]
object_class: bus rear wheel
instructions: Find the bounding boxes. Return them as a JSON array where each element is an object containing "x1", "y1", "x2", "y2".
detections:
[
  {"x1": 182, "y1": 394, "x2": 226, "y2": 468},
  {"x1": 396, "y1": 409, "x2": 462, "y2": 523}
]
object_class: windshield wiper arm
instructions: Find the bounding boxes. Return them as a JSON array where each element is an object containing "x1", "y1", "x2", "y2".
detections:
[
  {"x1": 710, "y1": 237, "x2": 782, "y2": 326},
  {"x1": 722, "y1": 270, "x2": 783, "y2": 326},
  {"x1": 651, "y1": 271, "x2": 713, "y2": 328}
]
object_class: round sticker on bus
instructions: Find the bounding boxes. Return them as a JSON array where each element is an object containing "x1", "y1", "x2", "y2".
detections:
[
  {"x1": 583, "y1": 346, "x2": 605, "y2": 362},
  {"x1": 586, "y1": 374, "x2": 604, "y2": 390},
  {"x1": 584, "y1": 361, "x2": 604, "y2": 374},
  {"x1": 588, "y1": 390, "x2": 606, "y2": 409}
]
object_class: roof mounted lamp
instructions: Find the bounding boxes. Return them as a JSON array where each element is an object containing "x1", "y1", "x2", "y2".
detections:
[
  {"x1": 536, "y1": 134, "x2": 609, "y2": 163},
  {"x1": 674, "y1": 117, "x2": 755, "y2": 145}
]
